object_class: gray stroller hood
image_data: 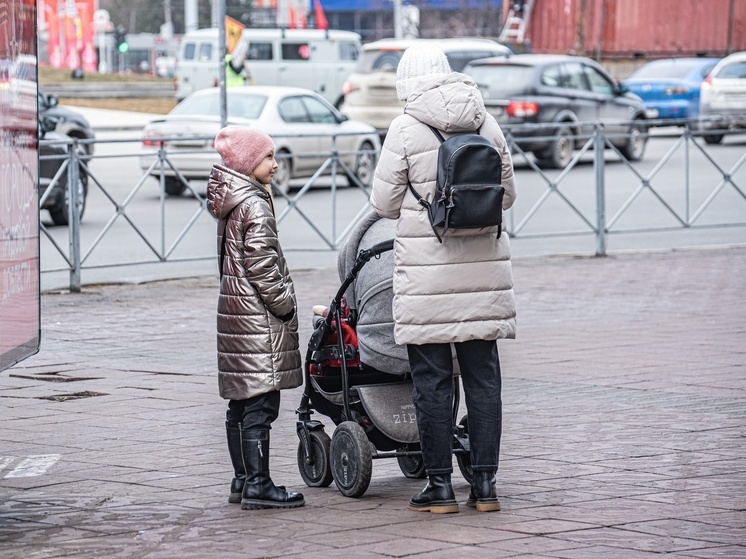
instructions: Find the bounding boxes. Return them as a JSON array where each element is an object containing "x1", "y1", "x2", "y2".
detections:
[{"x1": 337, "y1": 212, "x2": 409, "y2": 375}]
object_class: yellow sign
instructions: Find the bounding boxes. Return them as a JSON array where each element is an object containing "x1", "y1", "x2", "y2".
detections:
[{"x1": 225, "y1": 16, "x2": 245, "y2": 54}]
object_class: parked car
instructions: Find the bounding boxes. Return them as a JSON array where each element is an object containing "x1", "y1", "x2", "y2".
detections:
[
  {"x1": 38, "y1": 116, "x2": 89, "y2": 226},
  {"x1": 340, "y1": 38, "x2": 512, "y2": 133},
  {"x1": 463, "y1": 54, "x2": 650, "y2": 168},
  {"x1": 699, "y1": 51, "x2": 746, "y2": 144},
  {"x1": 139, "y1": 85, "x2": 381, "y2": 195},
  {"x1": 622, "y1": 57, "x2": 720, "y2": 124},
  {"x1": 38, "y1": 90, "x2": 96, "y2": 155}
]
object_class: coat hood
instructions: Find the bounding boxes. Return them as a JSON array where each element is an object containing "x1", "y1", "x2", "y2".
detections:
[
  {"x1": 206, "y1": 163, "x2": 270, "y2": 220},
  {"x1": 403, "y1": 72, "x2": 487, "y2": 133}
]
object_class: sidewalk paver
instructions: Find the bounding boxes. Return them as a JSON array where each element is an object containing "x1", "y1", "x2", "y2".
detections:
[{"x1": 1, "y1": 246, "x2": 744, "y2": 558}]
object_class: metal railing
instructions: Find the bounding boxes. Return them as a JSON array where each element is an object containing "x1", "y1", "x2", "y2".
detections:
[{"x1": 39, "y1": 122, "x2": 746, "y2": 291}]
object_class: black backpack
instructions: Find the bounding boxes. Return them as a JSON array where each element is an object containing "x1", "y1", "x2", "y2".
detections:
[{"x1": 408, "y1": 124, "x2": 505, "y2": 243}]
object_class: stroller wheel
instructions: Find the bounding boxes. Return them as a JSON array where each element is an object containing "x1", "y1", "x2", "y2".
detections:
[
  {"x1": 330, "y1": 421, "x2": 372, "y2": 498},
  {"x1": 297, "y1": 430, "x2": 333, "y2": 488},
  {"x1": 397, "y1": 444, "x2": 426, "y2": 479},
  {"x1": 455, "y1": 415, "x2": 474, "y2": 485}
]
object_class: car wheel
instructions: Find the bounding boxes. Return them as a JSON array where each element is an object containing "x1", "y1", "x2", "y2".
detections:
[
  {"x1": 353, "y1": 141, "x2": 376, "y2": 187},
  {"x1": 49, "y1": 166, "x2": 88, "y2": 226},
  {"x1": 272, "y1": 150, "x2": 292, "y2": 194},
  {"x1": 703, "y1": 134, "x2": 724, "y2": 145},
  {"x1": 620, "y1": 119, "x2": 648, "y2": 161},
  {"x1": 164, "y1": 177, "x2": 187, "y2": 196},
  {"x1": 536, "y1": 127, "x2": 573, "y2": 169}
]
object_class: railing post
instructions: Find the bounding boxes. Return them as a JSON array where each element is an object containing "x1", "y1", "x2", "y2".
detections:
[
  {"x1": 158, "y1": 142, "x2": 167, "y2": 258},
  {"x1": 68, "y1": 140, "x2": 82, "y2": 292},
  {"x1": 594, "y1": 125, "x2": 607, "y2": 256},
  {"x1": 330, "y1": 135, "x2": 338, "y2": 246}
]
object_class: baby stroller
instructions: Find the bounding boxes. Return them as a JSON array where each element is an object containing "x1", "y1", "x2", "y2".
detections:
[{"x1": 295, "y1": 213, "x2": 473, "y2": 498}]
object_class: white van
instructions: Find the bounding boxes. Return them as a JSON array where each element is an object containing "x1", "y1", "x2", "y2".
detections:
[{"x1": 174, "y1": 28, "x2": 362, "y2": 106}]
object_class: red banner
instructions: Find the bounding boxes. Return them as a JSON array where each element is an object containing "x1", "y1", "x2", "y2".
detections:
[{"x1": 40, "y1": 0, "x2": 96, "y2": 70}]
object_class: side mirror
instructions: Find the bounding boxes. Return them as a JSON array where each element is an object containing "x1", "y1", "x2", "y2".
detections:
[
  {"x1": 616, "y1": 83, "x2": 629, "y2": 95},
  {"x1": 336, "y1": 113, "x2": 349, "y2": 123},
  {"x1": 40, "y1": 115, "x2": 59, "y2": 136},
  {"x1": 46, "y1": 93, "x2": 59, "y2": 108}
]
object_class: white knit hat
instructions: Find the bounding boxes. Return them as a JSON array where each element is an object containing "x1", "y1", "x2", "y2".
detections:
[{"x1": 396, "y1": 42, "x2": 452, "y2": 101}]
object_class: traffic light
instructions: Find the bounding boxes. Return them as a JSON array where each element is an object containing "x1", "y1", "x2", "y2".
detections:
[{"x1": 114, "y1": 27, "x2": 128, "y2": 54}]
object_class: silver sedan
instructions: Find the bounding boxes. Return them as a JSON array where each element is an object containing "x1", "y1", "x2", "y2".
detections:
[{"x1": 139, "y1": 85, "x2": 381, "y2": 195}]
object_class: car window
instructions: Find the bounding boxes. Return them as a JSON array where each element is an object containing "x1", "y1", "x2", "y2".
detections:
[
  {"x1": 631, "y1": 60, "x2": 707, "y2": 80},
  {"x1": 355, "y1": 49, "x2": 402, "y2": 73},
  {"x1": 247, "y1": 42, "x2": 273, "y2": 61},
  {"x1": 227, "y1": 95, "x2": 267, "y2": 119},
  {"x1": 700, "y1": 63, "x2": 717, "y2": 78},
  {"x1": 560, "y1": 62, "x2": 589, "y2": 91},
  {"x1": 198, "y1": 43, "x2": 212, "y2": 62},
  {"x1": 183, "y1": 43, "x2": 196, "y2": 61},
  {"x1": 279, "y1": 97, "x2": 310, "y2": 123},
  {"x1": 339, "y1": 41, "x2": 360, "y2": 61},
  {"x1": 716, "y1": 61, "x2": 746, "y2": 79},
  {"x1": 301, "y1": 96, "x2": 338, "y2": 124},
  {"x1": 464, "y1": 63, "x2": 534, "y2": 97},
  {"x1": 447, "y1": 50, "x2": 508, "y2": 72},
  {"x1": 282, "y1": 43, "x2": 311, "y2": 61},
  {"x1": 540, "y1": 64, "x2": 562, "y2": 87},
  {"x1": 169, "y1": 93, "x2": 266, "y2": 119},
  {"x1": 584, "y1": 65, "x2": 614, "y2": 95}
]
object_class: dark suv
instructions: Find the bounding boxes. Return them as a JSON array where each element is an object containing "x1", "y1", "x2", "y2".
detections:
[
  {"x1": 39, "y1": 116, "x2": 88, "y2": 226},
  {"x1": 463, "y1": 54, "x2": 649, "y2": 168},
  {"x1": 38, "y1": 90, "x2": 96, "y2": 155}
]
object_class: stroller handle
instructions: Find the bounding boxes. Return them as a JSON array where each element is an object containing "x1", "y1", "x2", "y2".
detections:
[{"x1": 357, "y1": 239, "x2": 394, "y2": 263}]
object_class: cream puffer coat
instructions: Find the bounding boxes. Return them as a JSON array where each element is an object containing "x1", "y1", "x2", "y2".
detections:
[
  {"x1": 206, "y1": 164, "x2": 302, "y2": 400},
  {"x1": 370, "y1": 73, "x2": 517, "y2": 345}
]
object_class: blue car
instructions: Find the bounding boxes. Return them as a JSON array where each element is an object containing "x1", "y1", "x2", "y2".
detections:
[{"x1": 623, "y1": 57, "x2": 720, "y2": 124}]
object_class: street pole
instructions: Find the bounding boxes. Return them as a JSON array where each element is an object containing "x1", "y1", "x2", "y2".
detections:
[
  {"x1": 218, "y1": 0, "x2": 227, "y2": 129},
  {"x1": 393, "y1": 0, "x2": 402, "y2": 39}
]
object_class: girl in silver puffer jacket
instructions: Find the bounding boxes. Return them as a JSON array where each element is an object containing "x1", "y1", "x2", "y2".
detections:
[{"x1": 206, "y1": 125, "x2": 304, "y2": 510}]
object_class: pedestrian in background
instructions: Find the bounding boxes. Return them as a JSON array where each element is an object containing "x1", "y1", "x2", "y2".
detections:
[
  {"x1": 206, "y1": 125, "x2": 305, "y2": 510},
  {"x1": 370, "y1": 43, "x2": 517, "y2": 513}
]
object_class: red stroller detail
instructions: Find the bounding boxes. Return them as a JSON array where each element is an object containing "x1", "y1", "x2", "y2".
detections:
[{"x1": 295, "y1": 216, "x2": 473, "y2": 498}]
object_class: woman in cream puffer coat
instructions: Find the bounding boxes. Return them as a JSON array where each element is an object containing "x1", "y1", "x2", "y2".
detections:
[{"x1": 369, "y1": 43, "x2": 516, "y2": 515}]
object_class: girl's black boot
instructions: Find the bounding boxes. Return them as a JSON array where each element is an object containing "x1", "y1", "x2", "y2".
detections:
[
  {"x1": 226, "y1": 422, "x2": 246, "y2": 503},
  {"x1": 240, "y1": 429, "x2": 305, "y2": 510}
]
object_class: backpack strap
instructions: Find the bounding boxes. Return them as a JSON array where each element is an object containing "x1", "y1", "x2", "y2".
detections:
[{"x1": 426, "y1": 124, "x2": 446, "y2": 143}]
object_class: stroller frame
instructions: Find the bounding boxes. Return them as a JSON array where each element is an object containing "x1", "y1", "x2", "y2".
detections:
[{"x1": 295, "y1": 239, "x2": 473, "y2": 498}]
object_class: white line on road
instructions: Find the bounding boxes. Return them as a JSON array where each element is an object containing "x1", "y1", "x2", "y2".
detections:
[{"x1": 4, "y1": 454, "x2": 61, "y2": 478}]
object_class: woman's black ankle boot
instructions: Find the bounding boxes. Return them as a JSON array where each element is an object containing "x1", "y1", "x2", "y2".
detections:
[
  {"x1": 408, "y1": 473, "x2": 459, "y2": 514},
  {"x1": 465, "y1": 470, "x2": 501, "y2": 512}
]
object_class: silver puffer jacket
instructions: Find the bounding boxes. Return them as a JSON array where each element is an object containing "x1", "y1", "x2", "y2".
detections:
[{"x1": 206, "y1": 164, "x2": 302, "y2": 400}]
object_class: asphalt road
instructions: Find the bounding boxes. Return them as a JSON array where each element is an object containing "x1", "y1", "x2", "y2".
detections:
[{"x1": 39, "y1": 118, "x2": 746, "y2": 292}]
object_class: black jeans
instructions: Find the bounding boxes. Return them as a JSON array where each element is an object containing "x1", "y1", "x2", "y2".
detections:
[
  {"x1": 407, "y1": 339, "x2": 502, "y2": 475},
  {"x1": 226, "y1": 391, "x2": 280, "y2": 431}
]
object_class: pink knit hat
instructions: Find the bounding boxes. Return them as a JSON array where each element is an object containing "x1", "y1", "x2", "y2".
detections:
[{"x1": 214, "y1": 125, "x2": 275, "y2": 176}]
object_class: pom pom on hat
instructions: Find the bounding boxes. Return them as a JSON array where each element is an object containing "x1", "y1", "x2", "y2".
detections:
[
  {"x1": 396, "y1": 43, "x2": 452, "y2": 101},
  {"x1": 214, "y1": 125, "x2": 275, "y2": 176}
]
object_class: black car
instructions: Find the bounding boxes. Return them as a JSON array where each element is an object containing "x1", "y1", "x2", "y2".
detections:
[
  {"x1": 38, "y1": 90, "x2": 96, "y2": 155},
  {"x1": 463, "y1": 54, "x2": 649, "y2": 168},
  {"x1": 39, "y1": 116, "x2": 88, "y2": 226}
]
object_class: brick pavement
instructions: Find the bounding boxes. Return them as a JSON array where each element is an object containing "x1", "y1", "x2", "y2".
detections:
[{"x1": 1, "y1": 246, "x2": 745, "y2": 558}]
